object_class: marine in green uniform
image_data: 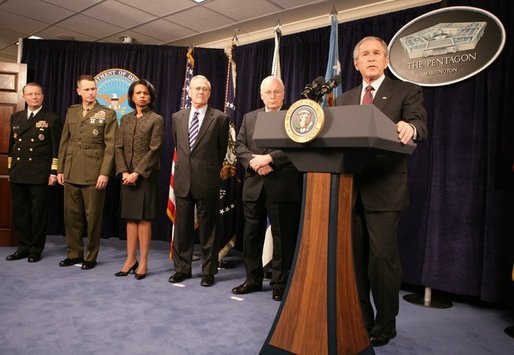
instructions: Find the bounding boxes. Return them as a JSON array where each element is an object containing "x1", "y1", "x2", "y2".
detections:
[{"x1": 57, "y1": 74, "x2": 117, "y2": 270}]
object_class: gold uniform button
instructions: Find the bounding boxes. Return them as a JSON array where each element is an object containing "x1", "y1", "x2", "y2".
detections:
[
  {"x1": 18, "y1": 148, "x2": 21, "y2": 151},
  {"x1": 31, "y1": 139, "x2": 34, "y2": 142},
  {"x1": 29, "y1": 158, "x2": 32, "y2": 161},
  {"x1": 19, "y1": 138, "x2": 22, "y2": 141},
  {"x1": 30, "y1": 148, "x2": 33, "y2": 151},
  {"x1": 17, "y1": 157, "x2": 20, "y2": 160}
]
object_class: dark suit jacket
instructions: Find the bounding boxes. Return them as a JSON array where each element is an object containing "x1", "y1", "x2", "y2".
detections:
[
  {"x1": 171, "y1": 106, "x2": 229, "y2": 200},
  {"x1": 58, "y1": 101, "x2": 117, "y2": 185},
  {"x1": 8, "y1": 109, "x2": 62, "y2": 184},
  {"x1": 115, "y1": 109, "x2": 164, "y2": 179},
  {"x1": 236, "y1": 108, "x2": 300, "y2": 202},
  {"x1": 335, "y1": 76, "x2": 427, "y2": 211}
]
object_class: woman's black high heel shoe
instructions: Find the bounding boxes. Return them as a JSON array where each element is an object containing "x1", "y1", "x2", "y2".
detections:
[
  {"x1": 115, "y1": 261, "x2": 139, "y2": 277},
  {"x1": 135, "y1": 268, "x2": 147, "y2": 280}
]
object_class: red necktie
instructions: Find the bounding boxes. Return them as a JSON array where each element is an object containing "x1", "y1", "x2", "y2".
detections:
[{"x1": 362, "y1": 85, "x2": 374, "y2": 105}]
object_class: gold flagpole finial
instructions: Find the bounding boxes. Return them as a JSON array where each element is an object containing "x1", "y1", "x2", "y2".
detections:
[{"x1": 186, "y1": 46, "x2": 194, "y2": 67}]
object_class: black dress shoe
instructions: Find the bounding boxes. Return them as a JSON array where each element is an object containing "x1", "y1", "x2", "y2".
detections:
[
  {"x1": 115, "y1": 261, "x2": 139, "y2": 277},
  {"x1": 201, "y1": 274, "x2": 215, "y2": 287},
  {"x1": 272, "y1": 289, "x2": 283, "y2": 301},
  {"x1": 59, "y1": 258, "x2": 83, "y2": 267},
  {"x1": 232, "y1": 281, "x2": 262, "y2": 295},
  {"x1": 168, "y1": 272, "x2": 192, "y2": 283},
  {"x1": 27, "y1": 254, "x2": 42, "y2": 263},
  {"x1": 369, "y1": 330, "x2": 397, "y2": 347},
  {"x1": 81, "y1": 260, "x2": 97, "y2": 270},
  {"x1": 6, "y1": 250, "x2": 29, "y2": 261}
]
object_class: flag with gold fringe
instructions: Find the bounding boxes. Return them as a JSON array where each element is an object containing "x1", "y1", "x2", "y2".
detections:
[
  {"x1": 218, "y1": 38, "x2": 238, "y2": 263},
  {"x1": 323, "y1": 7, "x2": 342, "y2": 107},
  {"x1": 168, "y1": 47, "x2": 194, "y2": 258}
]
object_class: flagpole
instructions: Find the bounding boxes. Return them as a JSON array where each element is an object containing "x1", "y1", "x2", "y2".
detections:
[
  {"x1": 261, "y1": 20, "x2": 283, "y2": 276},
  {"x1": 168, "y1": 47, "x2": 195, "y2": 260},
  {"x1": 218, "y1": 34, "x2": 239, "y2": 266},
  {"x1": 271, "y1": 20, "x2": 282, "y2": 79}
]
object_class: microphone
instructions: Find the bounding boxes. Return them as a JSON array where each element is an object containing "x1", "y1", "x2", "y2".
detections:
[
  {"x1": 300, "y1": 76, "x2": 325, "y2": 99},
  {"x1": 318, "y1": 75, "x2": 342, "y2": 97}
]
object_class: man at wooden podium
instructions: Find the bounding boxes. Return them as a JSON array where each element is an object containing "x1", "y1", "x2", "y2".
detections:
[{"x1": 336, "y1": 36, "x2": 427, "y2": 346}]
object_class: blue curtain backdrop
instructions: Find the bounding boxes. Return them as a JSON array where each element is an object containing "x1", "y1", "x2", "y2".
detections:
[{"x1": 21, "y1": 0, "x2": 513, "y2": 303}]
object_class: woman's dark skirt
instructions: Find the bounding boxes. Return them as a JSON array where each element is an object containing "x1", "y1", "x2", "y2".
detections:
[{"x1": 119, "y1": 172, "x2": 159, "y2": 220}]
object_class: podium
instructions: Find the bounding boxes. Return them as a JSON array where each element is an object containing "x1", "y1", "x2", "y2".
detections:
[{"x1": 254, "y1": 105, "x2": 415, "y2": 355}]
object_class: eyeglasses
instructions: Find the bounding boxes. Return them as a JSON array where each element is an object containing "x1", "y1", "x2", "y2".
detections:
[{"x1": 262, "y1": 90, "x2": 283, "y2": 96}]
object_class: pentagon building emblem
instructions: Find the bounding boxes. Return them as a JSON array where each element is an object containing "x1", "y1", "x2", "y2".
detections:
[
  {"x1": 400, "y1": 22, "x2": 487, "y2": 59},
  {"x1": 388, "y1": 6, "x2": 505, "y2": 86},
  {"x1": 95, "y1": 68, "x2": 139, "y2": 121}
]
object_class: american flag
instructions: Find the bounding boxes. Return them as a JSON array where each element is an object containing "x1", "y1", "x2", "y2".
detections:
[{"x1": 168, "y1": 47, "x2": 194, "y2": 258}]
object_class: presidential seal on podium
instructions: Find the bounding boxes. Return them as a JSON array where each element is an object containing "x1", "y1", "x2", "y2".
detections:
[{"x1": 284, "y1": 99, "x2": 324, "y2": 143}]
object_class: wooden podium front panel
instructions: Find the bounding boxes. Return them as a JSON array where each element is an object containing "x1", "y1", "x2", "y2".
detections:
[
  {"x1": 270, "y1": 173, "x2": 331, "y2": 353},
  {"x1": 336, "y1": 175, "x2": 371, "y2": 352},
  {"x1": 263, "y1": 173, "x2": 373, "y2": 355}
]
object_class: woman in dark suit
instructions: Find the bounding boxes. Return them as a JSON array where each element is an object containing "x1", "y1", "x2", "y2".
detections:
[{"x1": 114, "y1": 79, "x2": 164, "y2": 280}]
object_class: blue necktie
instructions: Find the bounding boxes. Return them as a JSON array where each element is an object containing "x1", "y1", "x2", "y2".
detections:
[{"x1": 189, "y1": 111, "x2": 199, "y2": 150}]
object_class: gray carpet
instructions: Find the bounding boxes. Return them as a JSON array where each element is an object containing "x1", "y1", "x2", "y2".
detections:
[{"x1": 1, "y1": 235, "x2": 512, "y2": 354}]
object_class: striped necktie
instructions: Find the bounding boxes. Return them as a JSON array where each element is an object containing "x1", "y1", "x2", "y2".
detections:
[{"x1": 189, "y1": 111, "x2": 200, "y2": 150}]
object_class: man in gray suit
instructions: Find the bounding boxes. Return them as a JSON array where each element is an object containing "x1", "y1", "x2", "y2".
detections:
[
  {"x1": 168, "y1": 75, "x2": 229, "y2": 287},
  {"x1": 336, "y1": 36, "x2": 427, "y2": 347},
  {"x1": 57, "y1": 74, "x2": 117, "y2": 270},
  {"x1": 231, "y1": 76, "x2": 301, "y2": 301}
]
